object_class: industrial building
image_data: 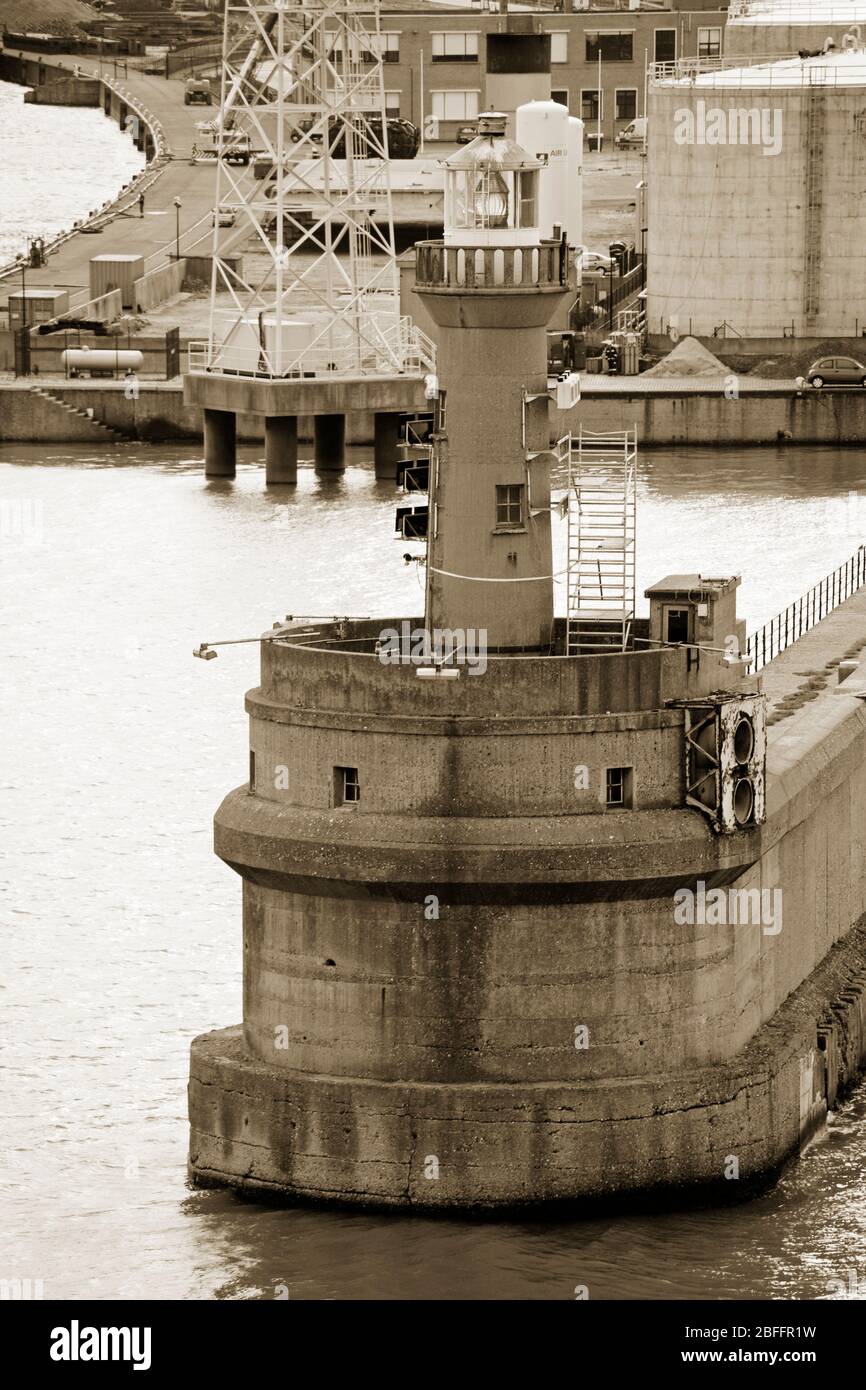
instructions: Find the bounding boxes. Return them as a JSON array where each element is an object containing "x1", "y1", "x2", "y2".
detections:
[
  {"x1": 242, "y1": 2, "x2": 733, "y2": 150},
  {"x1": 647, "y1": 46, "x2": 866, "y2": 339}
]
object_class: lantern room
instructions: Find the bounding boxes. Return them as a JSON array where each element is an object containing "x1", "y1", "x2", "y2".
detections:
[{"x1": 443, "y1": 111, "x2": 542, "y2": 249}]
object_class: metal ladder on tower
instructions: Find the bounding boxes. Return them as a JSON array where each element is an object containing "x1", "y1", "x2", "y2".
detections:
[
  {"x1": 566, "y1": 426, "x2": 637, "y2": 655},
  {"x1": 803, "y1": 76, "x2": 824, "y2": 325}
]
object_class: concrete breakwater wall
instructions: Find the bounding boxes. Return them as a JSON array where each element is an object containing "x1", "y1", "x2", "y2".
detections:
[{"x1": 188, "y1": 595, "x2": 866, "y2": 1209}]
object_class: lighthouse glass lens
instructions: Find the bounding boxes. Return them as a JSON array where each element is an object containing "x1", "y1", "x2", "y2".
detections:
[{"x1": 474, "y1": 170, "x2": 509, "y2": 228}]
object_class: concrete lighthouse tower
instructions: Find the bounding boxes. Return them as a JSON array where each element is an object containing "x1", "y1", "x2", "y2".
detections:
[
  {"x1": 189, "y1": 124, "x2": 784, "y2": 1212},
  {"x1": 418, "y1": 113, "x2": 571, "y2": 650}
]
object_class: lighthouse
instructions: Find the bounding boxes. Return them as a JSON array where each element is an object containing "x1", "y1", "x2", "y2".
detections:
[
  {"x1": 417, "y1": 112, "x2": 572, "y2": 651},
  {"x1": 188, "y1": 121, "x2": 769, "y2": 1211}
]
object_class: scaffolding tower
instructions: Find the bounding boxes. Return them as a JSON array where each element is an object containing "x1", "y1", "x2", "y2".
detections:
[
  {"x1": 197, "y1": 0, "x2": 432, "y2": 378},
  {"x1": 566, "y1": 426, "x2": 637, "y2": 654}
]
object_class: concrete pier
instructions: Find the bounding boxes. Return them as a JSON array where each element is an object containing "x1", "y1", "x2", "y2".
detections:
[
  {"x1": 203, "y1": 408, "x2": 236, "y2": 478},
  {"x1": 265, "y1": 415, "x2": 298, "y2": 485},
  {"x1": 373, "y1": 412, "x2": 400, "y2": 481},
  {"x1": 313, "y1": 414, "x2": 346, "y2": 471}
]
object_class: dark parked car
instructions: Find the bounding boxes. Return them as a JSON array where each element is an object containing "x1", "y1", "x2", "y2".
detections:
[
  {"x1": 456, "y1": 124, "x2": 477, "y2": 145},
  {"x1": 808, "y1": 356, "x2": 866, "y2": 388}
]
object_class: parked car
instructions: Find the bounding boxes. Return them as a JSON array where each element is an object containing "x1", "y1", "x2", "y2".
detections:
[
  {"x1": 456, "y1": 124, "x2": 477, "y2": 145},
  {"x1": 614, "y1": 116, "x2": 646, "y2": 151},
  {"x1": 580, "y1": 249, "x2": 615, "y2": 273},
  {"x1": 213, "y1": 206, "x2": 236, "y2": 227},
  {"x1": 807, "y1": 356, "x2": 866, "y2": 388}
]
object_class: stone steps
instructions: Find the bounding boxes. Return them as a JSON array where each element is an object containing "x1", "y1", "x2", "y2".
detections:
[{"x1": 29, "y1": 386, "x2": 128, "y2": 443}]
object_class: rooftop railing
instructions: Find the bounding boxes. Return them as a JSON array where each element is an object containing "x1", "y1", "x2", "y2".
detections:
[
  {"x1": 728, "y1": 0, "x2": 866, "y2": 20},
  {"x1": 650, "y1": 51, "x2": 866, "y2": 86}
]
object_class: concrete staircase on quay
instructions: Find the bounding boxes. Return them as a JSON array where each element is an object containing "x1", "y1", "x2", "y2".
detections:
[{"x1": 28, "y1": 386, "x2": 128, "y2": 443}]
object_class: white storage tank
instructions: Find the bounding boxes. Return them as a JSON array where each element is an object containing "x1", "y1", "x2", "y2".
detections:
[
  {"x1": 62, "y1": 349, "x2": 143, "y2": 373},
  {"x1": 516, "y1": 100, "x2": 569, "y2": 242},
  {"x1": 566, "y1": 115, "x2": 584, "y2": 252}
]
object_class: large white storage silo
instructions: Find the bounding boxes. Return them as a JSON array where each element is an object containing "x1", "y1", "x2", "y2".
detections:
[{"x1": 516, "y1": 99, "x2": 569, "y2": 242}]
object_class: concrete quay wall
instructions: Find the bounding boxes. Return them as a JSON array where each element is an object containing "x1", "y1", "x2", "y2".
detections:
[
  {"x1": 6, "y1": 383, "x2": 866, "y2": 447},
  {"x1": 0, "y1": 385, "x2": 378, "y2": 445},
  {"x1": 188, "y1": 617, "x2": 866, "y2": 1207},
  {"x1": 556, "y1": 389, "x2": 866, "y2": 446}
]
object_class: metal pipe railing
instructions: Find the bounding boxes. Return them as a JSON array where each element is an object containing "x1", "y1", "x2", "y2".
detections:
[{"x1": 747, "y1": 544, "x2": 866, "y2": 672}]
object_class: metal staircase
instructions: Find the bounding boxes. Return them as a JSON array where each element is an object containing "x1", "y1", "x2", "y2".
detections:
[{"x1": 566, "y1": 426, "x2": 636, "y2": 654}]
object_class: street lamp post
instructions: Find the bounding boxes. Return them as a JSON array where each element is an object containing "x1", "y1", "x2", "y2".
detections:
[{"x1": 173, "y1": 197, "x2": 183, "y2": 260}]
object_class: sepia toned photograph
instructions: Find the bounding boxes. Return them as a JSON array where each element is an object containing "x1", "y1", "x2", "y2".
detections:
[{"x1": 1, "y1": 0, "x2": 864, "y2": 1357}]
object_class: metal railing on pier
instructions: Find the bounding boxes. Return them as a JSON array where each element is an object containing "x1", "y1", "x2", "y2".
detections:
[
  {"x1": 188, "y1": 315, "x2": 436, "y2": 378},
  {"x1": 747, "y1": 545, "x2": 866, "y2": 672}
]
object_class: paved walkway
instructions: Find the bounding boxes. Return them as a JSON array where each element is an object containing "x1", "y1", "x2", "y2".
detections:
[
  {"x1": 0, "y1": 51, "x2": 218, "y2": 309},
  {"x1": 759, "y1": 585, "x2": 866, "y2": 722}
]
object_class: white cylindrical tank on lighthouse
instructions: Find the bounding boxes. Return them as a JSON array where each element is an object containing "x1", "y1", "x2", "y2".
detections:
[
  {"x1": 566, "y1": 115, "x2": 584, "y2": 251},
  {"x1": 516, "y1": 100, "x2": 569, "y2": 241}
]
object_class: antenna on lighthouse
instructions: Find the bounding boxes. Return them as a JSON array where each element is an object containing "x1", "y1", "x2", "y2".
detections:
[{"x1": 198, "y1": 0, "x2": 432, "y2": 379}]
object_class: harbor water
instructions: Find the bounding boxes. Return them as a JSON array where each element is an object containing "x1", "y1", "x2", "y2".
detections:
[
  {"x1": 2, "y1": 442, "x2": 866, "y2": 1300},
  {"x1": 0, "y1": 79, "x2": 145, "y2": 264}
]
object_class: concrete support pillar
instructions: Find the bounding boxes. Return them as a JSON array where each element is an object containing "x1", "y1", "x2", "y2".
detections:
[
  {"x1": 373, "y1": 411, "x2": 400, "y2": 481},
  {"x1": 204, "y1": 408, "x2": 236, "y2": 478},
  {"x1": 265, "y1": 415, "x2": 298, "y2": 484},
  {"x1": 314, "y1": 414, "x2": 345, "y2": 471}
]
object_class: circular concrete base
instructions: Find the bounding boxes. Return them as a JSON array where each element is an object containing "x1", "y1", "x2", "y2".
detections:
[{"x1": 185, "y1": 1020, "x2": 819, "y2": 1210}]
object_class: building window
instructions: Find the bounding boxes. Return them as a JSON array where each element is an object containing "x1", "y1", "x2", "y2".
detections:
[
  {"x1": 495, "y1": 484, "x2": 525, "y2": 529},
  {"x1": 432, "y1": 32, "x2": 479, "y2": 63},
  {"x1": 380, "y1": 32, "x2": 400, "y2": 63},
  {"x1": 586, "y1": 32, "x2": 633, "y2": 63},
  {"x1": 697, "y1": 27, "x2": 722, "y2": 60},
  {"x1": 615, "y1": 89, "x2": 637, "y2": 121},
  {"x1": 551, "y1": 88, "x2": 568, "y2": 109},
  {"x1": 335, "y1": 766, "x2": 360, "y2": 806},
  {"x1": 581, "y1": 88, "x2": 602, "y2": 123},
  {"x1": 654, "y1": 29, "x2": 677, "y2": 63},
  {"x1": 546, "y1": 31, "x2": 568, "y2": 64},
  {"x1": 384, "y1": 91, "x2": 401, "y2": 113},
  {"x1": 249, "y1": 750, "x2": 256, "y2": 789},
  {"x1": 605, "y1": 767, "x2": 633, "y2": 809},
  {"x1": 431, "y1": 89, "x2": 479, "y2": 121},
  {"x1": 331, "y1": 33, "x2": 374, "y2": 65}
]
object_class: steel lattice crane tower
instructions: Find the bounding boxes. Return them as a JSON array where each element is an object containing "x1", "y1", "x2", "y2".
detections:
[
  {"x1": 203, "y1": 0, "x2": 426, "y2": 375},
  {"x1": 185, "y1": 1, "x2": 433, "y2": 481}
]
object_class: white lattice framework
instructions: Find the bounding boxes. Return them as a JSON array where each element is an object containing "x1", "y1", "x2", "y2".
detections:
[{"x1": 195, "y1": 0, "x2": 433, "y2": 378}]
